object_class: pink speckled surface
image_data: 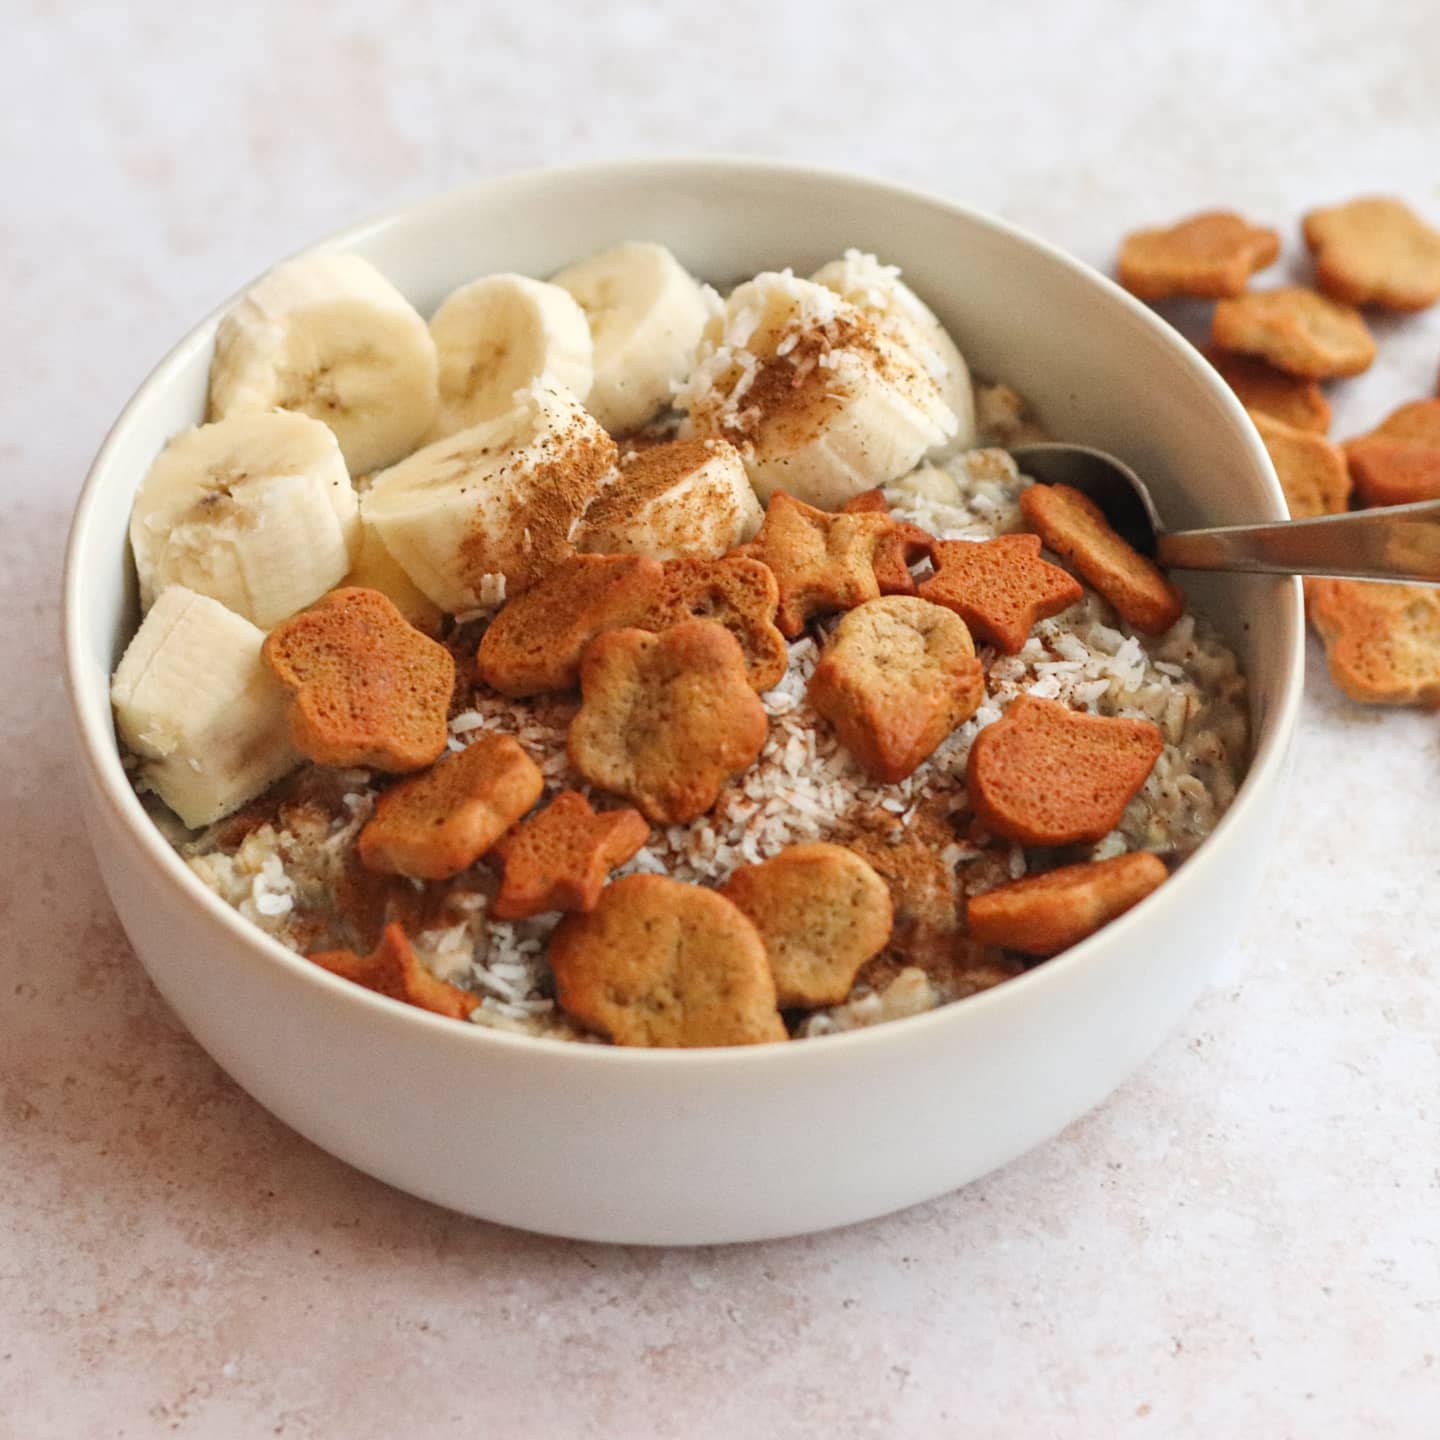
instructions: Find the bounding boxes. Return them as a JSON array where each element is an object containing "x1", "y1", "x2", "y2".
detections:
[{"x1": 5, "y1": 3, "x2": 1440, "y2": 1435}]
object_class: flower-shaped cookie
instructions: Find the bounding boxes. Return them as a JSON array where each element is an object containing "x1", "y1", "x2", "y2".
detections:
[
  {"x1": 1205, "y1": 347, "x2": 1331, "y2": 434},
  {"x1": 966, "y1": 695, "x2": 1163, "y2": 846},
  {"x1": 1017, "y1": 483, "x2": 1185, "y2": 635},
  {"x1": 491, "y1": 790, "x2": 650, "y2": 919},
  {"x1": 1303, "y1": 197, "x2": 1440, "y2": 312},
  {"x1": 966, "y1": 852, "x2": 1168, "y2": 957},
  {"x1": 1308, "y1": 580, "x2": 1440, "y2": 707},
  {"x1": 721, "y1": 843, "x2": 894, "y2": 1008},
  {"x1": 1249, "y1": 411, "x2": 1351, "y2": 518},
  {"x1": 568, "y1": 621, "x2": 768, "y2": 824},
  {"x1": 1342, "y1": 398, "x2": 1440, "y2": 508},
  {"x1": 358, "y1": 732, "x2": 544, "y2": 879},
  {"x1": 738, "y1": 491, "x2": 891, "y2": 637},
  {"x1": 918, "y1": 533, "x2": 1082, "y2": 653},
  {"x1": 809, "y1": 597, "x2": 985, "y2": 781},
  {"x1": 307, "y1": 923, "x2": 478, "y2": 1020},
  {"x1": 263, "y1": 586, "x2": 455, "y2": 771},
  {"x1": 1211, "y1": 286, "x2": 1375, "y2": 379},
  {"x1": 1117, "y1": 210, "x2": 1280, "y2": 301},
  {"x1": 548, "y1": 875, "x2": 787, "y2": 1046}
]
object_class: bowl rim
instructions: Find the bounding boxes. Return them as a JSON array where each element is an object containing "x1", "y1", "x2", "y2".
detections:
[{"x1": 62, "y1": 154, "x2": 1304, "y2": 1070}]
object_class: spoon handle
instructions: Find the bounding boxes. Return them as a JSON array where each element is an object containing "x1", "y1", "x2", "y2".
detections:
[{"x1": 1156, "y1": 499, "x2": 1440, "y2": 581}]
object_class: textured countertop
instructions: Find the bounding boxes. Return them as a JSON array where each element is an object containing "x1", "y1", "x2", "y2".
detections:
[{"x1": 4, "y1": 2, "x2": 1439, "y2": 1435}]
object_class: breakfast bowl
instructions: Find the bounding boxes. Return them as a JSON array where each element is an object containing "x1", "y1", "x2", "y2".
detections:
[{"x1": 63, "y1": 158, "x2": 1303, "y2": 1244}]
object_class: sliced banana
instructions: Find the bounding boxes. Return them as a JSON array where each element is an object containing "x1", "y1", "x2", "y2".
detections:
[
  {"x1": 111, "y1": 587, "x2": 301, "y2": 828},
  {"x1": 812, "y1": 250, "x2": 976, "y2": 455},
  {"x1": 343, "y1": 512, "x2": 444, "y2": 634},
  {"x1": 676, "y1": 271, "x2": 959, "y2": 510},
  {"x1": 209, "y1": 251, "x2": 438, "y2": 475},
  {"x1": 130, "y1": 411, "x2": 359, "y2": 629},
  {"x1": 551, "y1": 241, "x2": 712, "y2": 435},
  {"x1": 426, "y1": 274, "x2": 593, "y2": 443},
  {"x1": 363, "y1": 385, "x2": 618, "y2": 613},
  {"x1": 577, "y1": 438, "x2": 762, "y2": 560}
]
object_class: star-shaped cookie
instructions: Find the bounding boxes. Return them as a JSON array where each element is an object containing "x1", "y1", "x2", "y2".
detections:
[
  {"x1": 917, "y1": 534, "x2": 1082, "y2": 653},
  {"x1": 840, "y1": 488, "x2": 937, "y2": 596},
  {"x1": 307, "y1": 923, "x2": 478, "y2": 1020},
  {"x1": 491, "y1": 790, "x2": 651, "y2": 919},
  {"x1": 739, "y1": 491, "x2": 891, "y2": 637}
]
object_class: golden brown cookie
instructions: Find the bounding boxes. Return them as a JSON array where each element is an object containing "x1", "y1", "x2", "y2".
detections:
[
  {"x1": 840, "y1": 488, "x2": 937, "y2": 596},
  {"x1": 966, "y1": 852, "x2": 1168, "y2": 957},
  {"x1": 637, "y1": 556, "x2": 789, "y2": 691},
  {"x1": 1211, "y1": 287, "x2": 1375, "y2": 379},
  {"x1": 1018, "y1": 482, "x2": 1185, "y2": 634},
  {"x1": 1205, "y1": 347, "x2": 1332, "y2": 433},
  {"x1": 1343, "y1": 399, "x2": 1440, "y2": 508},
  {"x1": 263, "y1": 587, "x2": 455, "y2": 772},
  {"x1": 568, "y1": 621, "x2": 768, "y2": 824},
  {"x1": 548, "y1": 874, "x2": 787, "y2": 1046},
  {"x1": 308, "y1": 923, "x2": 478, "y2": 1021},
  {"x1": 1117, "y1": 210, "x2": 1280, "y2": 301},
  {"x1": 490, "y1": 791, "x2": 650, "y2": 919},
  {"x1": 918, "y1": 534, "x2": 1083, "y2": 654},
  {"x1": 476, "y1": 554, "x2": 665, "y2": 698},
  {"x1": 358, "y1": 733, "x2": 544, "y2": 879},
  {"x1": 966, "y1": 695, "x2": 1164, "y2": 846},
  {"x1": 1303, "y1": 197, "x2": 1440, "y2": 312},
  {"x1": 808, "y1": 597, "x2": 985, "y2": 782},
  {"x1": 1249, "y1": 410, "x2": 1352, "y2": 518},
  {"x1": 721, "y1": 843, "x2": 894, "y2": 1008},
  {"x1": 738, "y1": 491, "x2": 891, "y2": 637},
  {"x1": 1308, "y1": 580, "x2": 1440, "y2": 707}
]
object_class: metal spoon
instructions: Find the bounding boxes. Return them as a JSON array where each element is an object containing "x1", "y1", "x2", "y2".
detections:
[{"x1": 1010, "y1": 443, "x2": 1440, "y2": 582}]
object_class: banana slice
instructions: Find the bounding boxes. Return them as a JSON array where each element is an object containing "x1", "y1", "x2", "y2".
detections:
[
  {"x1": 130, "y1": 411, "x2": 359, "y2": 629},
  {"x1": 343, "y1": 512, "x2": 445, "y2": 634},
  {"x1": 209, "y1": 252, "x2": 438, "y2": 475},
  {"x1": 363, "y1": 385, "x2": 617, "y2": 613},
  {"x1": 426, "y1": 274, "x2": 594, "y2": 442},
  {"x1": 812, "y1": 250, "x2": 976, "y2": 455},
  {"x1": 676, "y1": 271, "x2": 959, "y2": 510},
  {"x1": 551, "y1": 242, "x2": 712, "y2": 435},
  {"x1": 577, "y1": 438, "x2": 762, "y2": 559},
  {"x1": 111, "y1": 587, "x2": 301, "y2": 828}
]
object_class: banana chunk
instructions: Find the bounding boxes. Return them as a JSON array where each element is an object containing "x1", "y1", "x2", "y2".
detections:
[
  {"x1": 427, "y1": 273, "x2": 593, "y2": 443},
  {"x1": 129, "y1": 411, "x2": 359, "y2": 629},
  {"x1": 676, "y1": 272, "x2": 958, "y2": 511},
  {"x1": 362, "y1": 385, "x2": 617, "y2": 614},
  {"x1": 551, "y1": 242, "x2": 712, "y2": 435},
  {"x1": 812, "y1": 250, "x2": 976, "y2": 455},
  {"x1": 111, "y1": 587, "x2": 301, "y2": 828},
  {"x1": 578, "y1": 438, "x2": 762, "y2": 560},
  {"x1": 208, "y1": 251, "x2": 438, "y2": 475}
]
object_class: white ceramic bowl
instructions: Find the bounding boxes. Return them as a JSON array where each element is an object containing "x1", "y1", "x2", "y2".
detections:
[{"x1": 64, "y1": 159, "x2": 1303, "y2": 1244}]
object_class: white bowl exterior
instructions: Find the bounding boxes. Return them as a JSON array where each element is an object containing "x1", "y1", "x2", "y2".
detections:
[{"x1": 65, "y1": 160, "x2": 1302, "y2": 1244}]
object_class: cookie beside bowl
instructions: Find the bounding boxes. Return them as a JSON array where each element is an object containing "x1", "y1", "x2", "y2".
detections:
[{"x1": 63, "y1": 159, "x2": 1302, "y2": 1244}]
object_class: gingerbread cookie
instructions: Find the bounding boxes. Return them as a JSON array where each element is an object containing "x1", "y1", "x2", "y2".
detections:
[
  {"x1": 1343, "y1": 399, "x2": 1440, "y2": 508},
  {"x1": 477, "y1": 553, "x2": 665, "y2": 698},
  {"x1": 548, "y1": 874, "x2": 787, "y2": 1046},
  {"x1": 1303, "y1": 197, "x2": 1440, "y2": 312},
  {"x1": 263, "y1": 587, "x2": 455, "y2": 772},
  {"x1": 1211, "y1": 287, "x2": 1375, "y2": 380},
  {"x1": 918, "y1": 534, "x2": 1082, "y2": 654},
  {"x1": 1308, "y1": 580, "x2": 1440, "y2": 707},
  {"x1": 1249, "y1": 410, "x2": 1351, "y2": 518},
  {"x1": 568, "y1": 621, "x2": 768, "y2": 824},
  {"x1": 1018, "y1": 482, "x2": 1185, "y2": 635},
  {"x1": 1117, "y1": 210, "x2": 1280, "y2": 301},
  {"x1": 966, "y1": 695, "x2": 1164, "y2": 846},
  {"x1": 967, "y1": 852, "x2": 1168, "y2": 957},
  {"x1": 738, "y1": 491, "x2": 891, "y2": 637},
  {"x1": 808, "y1": 597, "x2": 985, "y2": 781},
  {"x1": 358, "y1": 733, "x2": 544, "y2": 879},
  {"x1": 841, "y1": 488, "x2": 937, "y2": 596},
  {"x1": 1205, "y1": 347, "x2": 1332, "y2": 434},
  {"x1": 491, "y1": 791, "x2": 650, "y2": 919},
  {"x1": 721, "y1": 843, "x2": 894, "y2": 1008},
  {"x1": 308, "y1": 923, "x2": 478, "y2": 1020}
]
